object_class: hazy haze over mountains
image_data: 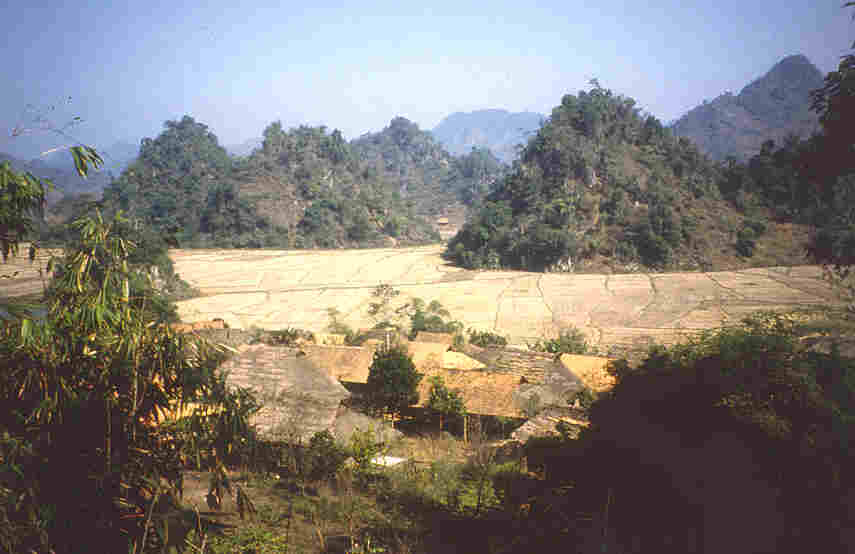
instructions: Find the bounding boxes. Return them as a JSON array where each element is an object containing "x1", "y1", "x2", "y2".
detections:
[
  {"x1": 431, "y1": 109, "x2": 544, "y2": 163},
  {"x1": 1, "y1": 2, "x2": 848, "y2": 164},
  {"x1": 671, "y1": 54, "x2": 825, "y2": 161}
]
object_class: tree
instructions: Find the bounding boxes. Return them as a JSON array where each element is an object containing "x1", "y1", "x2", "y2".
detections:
[
  {"x1": 365, "y1": 343, "x2": 422, "y2": 418},
  {"x1": 427, "y1": 376, "x2": 465, "y2": 432},
  {"x1": 804, "y1": 2, "x2": 855, "y2": 303},
  {"x1": 0, "y1": 146, "x2": 257, "y2": 552},
  {"x1": 810, "y1": 2, "x2": 855, "y2": 180},
  {"x1": 366, "y1": 283, "x2": 402, "y2": 329},
  {"x1": 1, "y1": 146, "x2": 103, "y2": 322}
]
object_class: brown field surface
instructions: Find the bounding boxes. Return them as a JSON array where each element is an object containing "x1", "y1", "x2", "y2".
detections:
[
  {"x1": 167, "y1": 245, "x2": 839, "y2": 351},
  {"x1": 0, "y1": 247, "x2": 60, "y2": 300}
]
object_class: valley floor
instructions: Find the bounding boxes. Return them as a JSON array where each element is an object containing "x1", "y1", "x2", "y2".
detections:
[{"x1": 170, "y1": 244, "x2": 838, "y2": 352}]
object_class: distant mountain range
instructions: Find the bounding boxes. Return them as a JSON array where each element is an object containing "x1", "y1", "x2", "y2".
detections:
[
  {"x1": 431, "y1": 109, "x2": 544, "y2": 163},
  {"x1": 671, "y1": 54, "x2": 824, "y2": 161}
]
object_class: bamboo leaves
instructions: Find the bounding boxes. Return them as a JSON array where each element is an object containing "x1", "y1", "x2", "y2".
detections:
[{"x1": 69, "y1": 145, "x2": 104, "y2": 178}]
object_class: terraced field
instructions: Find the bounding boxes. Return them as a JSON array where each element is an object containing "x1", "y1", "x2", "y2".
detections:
[{"x1": 168, "y1": 245, "x2": 838, "y2": 351}]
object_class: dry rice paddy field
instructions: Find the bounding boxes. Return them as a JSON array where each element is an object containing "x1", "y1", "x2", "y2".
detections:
[
  {"x1": 0, "y1": 244, "x2": 839, "y2": 353},
  {"x1": 167, "y1": 244, "x2": 839, "y2": 353}
]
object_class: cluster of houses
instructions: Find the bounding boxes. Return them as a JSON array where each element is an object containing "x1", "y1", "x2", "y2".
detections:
[{"x1": 170, "y1": 321, "x2": 615, "y2": 449}]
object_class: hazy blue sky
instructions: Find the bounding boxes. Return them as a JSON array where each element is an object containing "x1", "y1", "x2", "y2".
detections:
[{"x1": 1, "y1": 0, "x2": 852, "y2": 162}]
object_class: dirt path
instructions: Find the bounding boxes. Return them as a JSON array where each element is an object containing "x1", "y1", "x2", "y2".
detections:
[{"x1": 168, "y1": 245, "x2": 837, "y2": 350}]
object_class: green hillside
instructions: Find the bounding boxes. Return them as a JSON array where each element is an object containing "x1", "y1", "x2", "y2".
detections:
[
  {"x1": 445, "y1": 83, "x2": 810, "y2": 272},
  {"x1": 77, "y1": 116, "x2": 510, "y2": 250},
  {"x1": 351, "y1": 116, "x2": 506, "y2": 217},
  {"x1": 96, "y1": 116, "x2": 440, "y2": 249}
]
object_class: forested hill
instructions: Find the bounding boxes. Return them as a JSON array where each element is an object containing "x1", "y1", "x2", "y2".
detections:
[
  {"x1": 350, "y1": 116, "x2": 506, "y2": 216},
  {"x1": 671, "y1": 54, "x2": 824, "y2": 161},
  {"x1": 446, "y1": 84, "x2": 810, "y2": 272},
  {"x1": 98, "y1": 116, "x2": 440, "y2": 249},
  {"x1": 431, "y1": 109, "x2": 544, "y2": 163}
]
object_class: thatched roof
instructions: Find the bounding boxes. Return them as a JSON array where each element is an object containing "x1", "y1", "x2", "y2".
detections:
[
  {"x1": 406, "y1": 341, "x2": 450, "y2": 369},
  {"x1": 218, "y1": 344, "x2": 350, "y2": 442},
  {"x1": 511, "y1": 406, "x2": 590, "y2": 443},
  {"x1": 442, "y1": 351, "x2": 486, "y2": 370},
  {"x1": 461, "y1": 344, "x2": 557, "y2": 384},
  {"x1": 415, "y1": 365, "x2": 523, "y2": 418},
  {"x1": 304, "y1": 344, "x2": 374, "y2": 383},
  {"x1": 413, "y1": 331, "x2": 455, "y2": 345},
  {"x1": 558, "y1": 354, "x2": 616, "y2": 392}
]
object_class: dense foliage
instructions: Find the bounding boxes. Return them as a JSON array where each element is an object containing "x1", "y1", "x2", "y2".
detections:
[
  {"x1": 366, "y1": 343, "x2": 423, "y2": 417},
  {"x1": 0, "y1": 212, "x2": 258, "y2": 552},
  {"x1": 715, "y1": 22, "x2": 855, "y2": 294},
  {"x1": 405, "y1": 297, "x2": 463, "y2": 340},
  {"x1": 0, "y1": 153, "x2": 263, "y2": 553},
  {"x1": 351, "y1": 116, "x2": 506, "y2": 213},
  {"x1": 580, "y1": 314, "x2": 855, "y2": 552},
  {"x1": 91, "y1": 114, "x2": 511, "y2": 251},
  {"x1": 528, "y1": 326, "x2": 589, "y2": 355},
  {"x1": 467, "y1": 328, "x2": 508, "y2": 348},
  {"x1": 446, "y1": 82, "x2": 734, "y2": 271},
  {"x1": 426, "y1": 376, "x2": 465, "y2": 432},
  {"x1": 495, "y1": 314, "x2": 855, "y2": 553},
  {"x1": 95, "y1": 116, "x2": 442, "y2": 250},
  {"x1": 0, "y1": 160, "x2": 49, "y2": 264}
]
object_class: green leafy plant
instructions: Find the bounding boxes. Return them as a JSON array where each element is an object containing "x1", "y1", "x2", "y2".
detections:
[
  {"x1": 366, "y1": 344, "x2": 423, "y2": 418},
  {"x1": 427, "y1": 376, "x2": 466, "y2": 432},
  {"x1": 348, "y1": 426, "x2": 387, "y2": 487},
  {"x1": 467, "y1": 328, "x2": 508, "y2": 347},
  {"x1": 367, "y1": 284, "x2": 402, "y2": 329},
  {"x1": 307, "y1": 430, "x2": 349, "y2": 484},
  {"x1": 0, "y1": 208, "x2": 258, "y2": 553},
  {"x1": 529, "y1": 326, "x2": 589, "y2": 355},
  {"x1": 405, "y1": 297, "x2": 463, "y2": 339}
]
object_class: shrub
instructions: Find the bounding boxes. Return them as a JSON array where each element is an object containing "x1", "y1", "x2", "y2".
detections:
[
  {"x1": 406, "y1": 297, "x2": 463, "y2": 340},
  {"x1": 633, "y1": 221, "x2": 672, "y2": 268},
  {"x1": 348, "y1": 426, "x2": 387, "y2": 487},
  {"x1": 306, "y1": 430, "x2": 349, "y2": 483},
  {"x1": 580, "y1": 313, "x2": 855, "y2": 553},
  {"x1": 366, "y1": 344, "x2": 423, "y2": 417},
  {"x1": 427, "y1": 376, "x2": 466, "y2": 432},
  {"x1": 529, "y1": 326, "x2": 589, "y2": 355},
  {"x1": 251, "y1": 327, "x2": 314, "y2": 346},
  {"x1": 467, "y1": 328, "x2": 508, "y2": 348}
]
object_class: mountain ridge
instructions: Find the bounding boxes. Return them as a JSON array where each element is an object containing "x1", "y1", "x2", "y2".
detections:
[
  {"x1": 671, "y1": 54, "x2": 824, "y2": 161},
  {"x1": 431, "y1": 109, "x2": 544, "y2": 163}
]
